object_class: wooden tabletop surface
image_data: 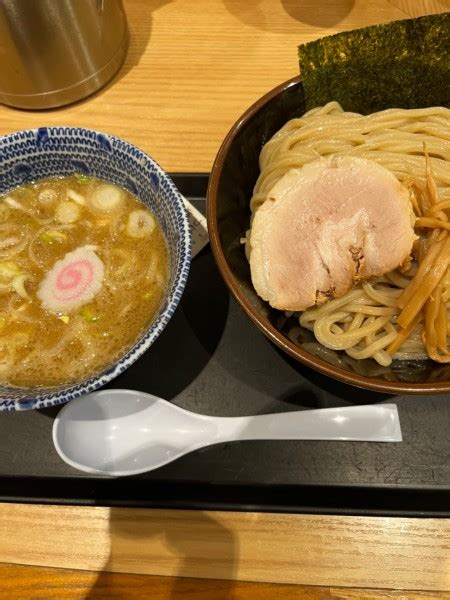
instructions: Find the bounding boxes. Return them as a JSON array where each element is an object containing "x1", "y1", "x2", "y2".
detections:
[{"x1": 0, "y1": 0, "x2": 449, "y2": 598}]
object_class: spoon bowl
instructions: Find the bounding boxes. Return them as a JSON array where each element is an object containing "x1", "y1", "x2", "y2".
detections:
[
  {"x1": 53, "y1": 389, "x2": 402, "y2": 477},
  {"x1": 53, "y1": 390, "x2": 216, "y2": 476}
]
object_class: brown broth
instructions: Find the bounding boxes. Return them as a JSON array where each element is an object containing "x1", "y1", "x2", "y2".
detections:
[{"x1": 0, "y1": 175, "x2": 169, "y2": 387}]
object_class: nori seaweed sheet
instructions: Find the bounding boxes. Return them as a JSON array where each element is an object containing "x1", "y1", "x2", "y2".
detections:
[{"x1": 298, "y1": 13, "x2": 450, "y2": 113}]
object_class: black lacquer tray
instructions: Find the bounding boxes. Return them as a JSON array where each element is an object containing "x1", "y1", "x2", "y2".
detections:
[{"x1": 0, "y1": 174, "x2": 448, "y2": 517}]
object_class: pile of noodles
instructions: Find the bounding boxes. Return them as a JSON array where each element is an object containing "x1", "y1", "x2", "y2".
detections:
[{"x1": 248, "y1": 102, "x2": 450, "y2": 366}]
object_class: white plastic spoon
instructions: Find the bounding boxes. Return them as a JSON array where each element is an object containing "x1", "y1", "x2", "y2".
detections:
[{"x1": 52, "y1": 389, "x2": 402, "y2": 476}]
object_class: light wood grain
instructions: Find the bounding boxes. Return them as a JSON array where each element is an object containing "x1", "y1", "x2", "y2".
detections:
[
  {"x1": 0, "y1": 0, "x2": 430, "y2": 173},
  {"x1": 0, "y1": 504, "x2": 449, "y2": 591},
  {"x1": 388, "y1": 0, "x2": 450, "y2": 17},
  {"x1": 0, "y1": 564, "x2": 448, "y2": 600}
]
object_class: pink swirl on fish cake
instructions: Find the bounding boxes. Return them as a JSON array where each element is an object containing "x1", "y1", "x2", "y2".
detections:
[{"x1": 55, "y1": 260, "x2": 94, "y2": 301}]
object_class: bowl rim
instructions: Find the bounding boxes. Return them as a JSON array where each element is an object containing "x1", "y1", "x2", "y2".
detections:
[
  {"x1": 0, "y1": 125, "x2": 191, "y2": 410},
  {"x1": 207, "y1": 76, "x2": 450, "y2": 395}
]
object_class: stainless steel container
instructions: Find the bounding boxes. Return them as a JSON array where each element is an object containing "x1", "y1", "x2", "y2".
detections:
[{"x1": 0, "y1": 0, "x2": 128, "y2": 109}]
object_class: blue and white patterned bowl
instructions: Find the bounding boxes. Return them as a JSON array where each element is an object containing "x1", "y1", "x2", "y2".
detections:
[{"x1": 0, "y1": 127, "x2": 191, "y2": 411}]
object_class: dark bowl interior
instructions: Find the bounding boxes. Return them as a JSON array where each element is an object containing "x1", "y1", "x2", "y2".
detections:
[{"x1": 207, "y1": 76, "x2": 450, "y2": 394}]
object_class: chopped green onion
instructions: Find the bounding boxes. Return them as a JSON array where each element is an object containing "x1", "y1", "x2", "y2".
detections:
[
  {"x1": 16, "y1": 186, "x2": 32, "y2": 199},
  {"x1": 127, "y1": 209, "x2": 156, "y2": 238},
  {"x1": 39, "y1": 230, "x2": 68, "y2": 244},
  {"x1": 55, "y1": 201, "x2": 80, "y2": 224},
  {"x1": 142, "y1": 289, "x2": 154, "y2": 300},
  {"x1": 74, "y1": 173, "x2": 91, "y2": 185},
  {"x1": 88, "y1": 184, "x2": 124, "y2": 214},
  {"x1": 80, "y1": 306, "x2": 101, "y2": 322}
]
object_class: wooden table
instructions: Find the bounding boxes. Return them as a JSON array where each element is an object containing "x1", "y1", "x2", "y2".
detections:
[{"x1": 0, "y1": 1, "x2": 449, "y2": 598}]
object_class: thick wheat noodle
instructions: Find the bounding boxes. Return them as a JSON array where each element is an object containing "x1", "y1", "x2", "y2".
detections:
[
  {"x1": 249, "y1": 102, "x2": 450, "y2": 366},
  {"x1": 362, "y1": 281, "x2": 401, "y2": 307},
  {"x1": 314, "y1": 313, "x2": 392, "y2": 350},
  {"x1": 299, "y1": 288, "x2": 363, "y2": 327},
  {"x1": 343, "y1": 304, "x2": 398, "y2": 316},
  {"x1": 346, "y1": 327, "x2": 397, "y2": 362},
  {"x1": 347, "y1": 312, "x2": 365, "y2": 331}
]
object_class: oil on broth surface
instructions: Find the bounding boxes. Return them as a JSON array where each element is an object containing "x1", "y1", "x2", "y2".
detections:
[{"x1": 0, "y1": 175, "x2": 168, "y2": 387}]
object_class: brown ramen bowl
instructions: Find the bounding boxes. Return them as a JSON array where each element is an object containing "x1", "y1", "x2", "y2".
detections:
[{"x1": 207, "y1": 76, "x2": 450, "y2": 394}]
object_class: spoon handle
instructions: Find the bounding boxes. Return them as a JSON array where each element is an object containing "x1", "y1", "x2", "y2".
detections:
[{"x1": 214, "y1": 404, "x2": 402, "y2": 443}]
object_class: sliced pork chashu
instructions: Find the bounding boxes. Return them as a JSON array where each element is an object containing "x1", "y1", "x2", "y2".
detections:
[{"x1": 249, "y1": 156, "x2": 416, "y2": 312}]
